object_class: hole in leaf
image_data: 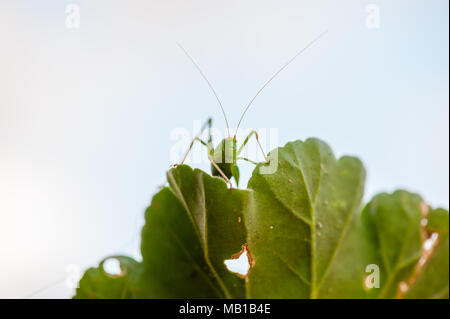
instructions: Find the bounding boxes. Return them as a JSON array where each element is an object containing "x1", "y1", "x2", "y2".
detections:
[
  {"x1": 224, "y1": 244, "x2": 254, "y2": 277},
  {"x1": 103, "y1": 258, "x2": 123, "y2": 276},
  {"x1": 420, "y1": 218, "x2": 428, "y2": 227},
  {"x1": 423, "y1": 232, "x2": 439, "y2": 251},
  {"x1": 399, "y1": 281, "x2": 409, "y2": 293}
]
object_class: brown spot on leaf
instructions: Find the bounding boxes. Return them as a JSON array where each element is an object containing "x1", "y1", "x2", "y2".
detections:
[{"x1": 395, "y1": 200, "x2": 439, "y2": 298}]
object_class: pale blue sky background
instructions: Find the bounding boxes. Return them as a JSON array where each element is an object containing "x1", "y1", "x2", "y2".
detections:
[{"x1": 0, "y1": 0, "x2": 448, "y2": 298}]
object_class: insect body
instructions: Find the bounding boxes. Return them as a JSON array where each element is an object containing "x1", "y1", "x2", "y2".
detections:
[
  {"x1": 210, "y1": 131, "x2": 269, "y2": 187},
  {"x1": 180, "y1": 118, "x2": 267, "y2": 187},
  {"x1": 177, "y1": 32, "x2": 326, "y2": 188},
  {"x1": 210, "y1": 136, "x2": 240, "y2": 185}
]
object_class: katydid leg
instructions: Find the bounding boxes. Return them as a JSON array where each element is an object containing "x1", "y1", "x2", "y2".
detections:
[
  {"x1": 208, "y1": 156, "x2": 232, "y2": 188},
  {"x1": 237, "y1": 130, "x2": 269, "y2": 162},
  {"x1": 237, "y1": 157, "x2": 258, "y2": 165},
  {"x1": 179, "y1": 118, "x2": 213, "y2": 164}
]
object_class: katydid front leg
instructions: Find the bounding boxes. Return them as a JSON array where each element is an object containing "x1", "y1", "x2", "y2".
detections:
[
  {"x1": 179, "y1": 137, "x2": 212, "y2": 165},
  {"x1": 237, "y1": 130, "x2": 269, "y2": 162},
  {"x1": 208, "y1": 155, "x2": 233, "y2": 188},
  {"x1": 173, "y1": 118, "x2": 213, "y2": 166}
]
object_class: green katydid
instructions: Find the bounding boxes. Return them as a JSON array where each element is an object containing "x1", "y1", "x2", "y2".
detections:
[{"x1": 177, "y1": 31, "x2": 327, "y2": 188}]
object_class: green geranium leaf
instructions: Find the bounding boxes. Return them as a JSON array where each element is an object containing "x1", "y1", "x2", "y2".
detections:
[
  {"x1": 74, "y1": 138, "x2": 448, "y2": 299},
  {"x1": 140, "y1": 165, "x2": 250, "y2": 298},
  {"x1": 245, "y1": 138, "x2": 367, "y2": 298},
  {"x1": 74, "y1": 256, "x2": 142, "y2": 299},
  {"x1": 404, "y1": 208, "x2": 449, "y2": 299},
  {"x1": 361, "y1": 191, "x2": 427, "y2": 298}
]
